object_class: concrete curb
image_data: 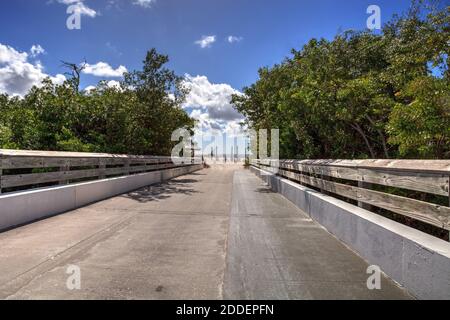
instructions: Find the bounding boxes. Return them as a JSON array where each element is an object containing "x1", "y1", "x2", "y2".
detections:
[
  {"x1": 0, "y1": 164, "x2": 203, "y2": 232},
  {"x1": 250, "y1": 166, "x2": 450, "y2": 300}
]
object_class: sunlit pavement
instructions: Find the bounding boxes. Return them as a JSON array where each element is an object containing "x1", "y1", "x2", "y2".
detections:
[{"x1": 0, "y1": 166, "x2": 411, "y2": 299}]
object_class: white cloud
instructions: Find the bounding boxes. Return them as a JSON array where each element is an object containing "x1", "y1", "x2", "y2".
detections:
[
  {"x1": 71, "y1": 2, "x2": 97, "y2": 17},
  {"x1": 30, "y1": 45, "x2": 46, "y2": 57},
  {"x1": 0, "y1": 44, "x2": 28, "y2": 64},
  {"x1": 56, "y1": 0, "x2": 97, "y2": 18},
  {"x1": 106, "y1": 80, "x2": 121, "y2": 89},
  {"x1": 57, "y1": 0, "x2": 83, "y2": 3},
  {"x1": 57, "y1": 0, "x2": 81, "y2": 4},
  {"x1": 195, "y1": 35, "x2": 216, "y2": 48},
  {"x1": 83, "y1": 62, "x2": 127, "y2": 77},
  {"x1": 227, "y1": 36, "x2": 243, "y2": 43},
  {"x1": 189, "y1": 109, "x2": 247, "y2": 156},
  {"x1": 182, "y1": 74, "x2": 243, "y2": 121},
  {"x1": 190, "y1": 109, "x2": 221, "y2": 132},
  {"x1": 84, "y1": 85, "x2": 96, "y2": 93},
  {"x1": 182, "y1": 75, "x2": 247, "y2": 155},
  {"x1": 84, "y1": 80, "x2": 122, "y2": 93},
  {"x1": 133, "y1": 0, "x2": 155, "y2": 8},
  {"x1": 0, "y1": 43, "x2": 65, "y2": 96},
  {"x1": 182, "y1": 74, "x2": 243, "y2": 135}
]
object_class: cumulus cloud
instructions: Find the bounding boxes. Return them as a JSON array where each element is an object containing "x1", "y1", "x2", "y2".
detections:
[
  {"x1": 182, "y1": 74, "x2": 244, "y2": 134},
  {"x1": 195, "y1": 35, "x2": 216, "y2": 48},
  {"x1": 84, "y1": 80, "x2": 121, "y2": 93},
  {"x1": 182, "y1": 74, "x2": 243, "y2": 121},
  {"x1": 0, "y1": 43, "x2": 65, "y2": 96},
  {"x1": 133, "y1": 0, "x2": 155, "y2": 8},
  {"x1": 83, "y1": 62, "x2": 127, "y2": 77},
  {"x1": 227, "y1": 36, "x2": 243, "y2": 43},
  {"x1": 30, "y1": 45, "x2": 46, "y2": 57},
  {"x1": 189, "y1": 109, "x2": 221, "y2": 132},
  {"x1": 105, "y1": 79, "x2": 121, "y2": 89},
  {"x1": 0, "y1": 44, "x2": 27, "y2": 64},
  {"x1": 56, "y1": 0, "x2": 97, "y2": 18},
  {"x1": 84, "y1": 85, "x2": 96, "y2": 92}
]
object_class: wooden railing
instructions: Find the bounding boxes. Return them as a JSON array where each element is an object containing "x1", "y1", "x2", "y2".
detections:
[
  {"x1": 252, "y1": 159, "x2": 450, "y2": 231},
  {"x1": 0, "y1": 149, "x2": 200, "y2": 194}
]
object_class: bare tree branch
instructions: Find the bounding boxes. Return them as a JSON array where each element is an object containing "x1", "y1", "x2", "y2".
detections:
[{"x1": 60, "y1": 59, "x2": 87, "y2": 93}]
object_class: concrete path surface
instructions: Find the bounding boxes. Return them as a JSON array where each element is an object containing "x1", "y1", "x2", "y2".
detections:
[
  {"x1": 223, "y1": 170, "x2": 411, "y2": 299},
  {"x1": 0, "y1": 166, "x2": 411, "y2": 299}
]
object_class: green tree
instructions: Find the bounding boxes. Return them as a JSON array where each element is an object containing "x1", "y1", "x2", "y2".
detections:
[
  {"x1": 0, "y1": 49, "x2": 195, "y2": 156},
  {"x1": 232, "y1": 1, "x2": 449, "y2": 160}
]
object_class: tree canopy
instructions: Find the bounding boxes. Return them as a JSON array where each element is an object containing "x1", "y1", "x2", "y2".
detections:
[{"x1": 232, "y1": 2, "x2": 449, "y2": 159}]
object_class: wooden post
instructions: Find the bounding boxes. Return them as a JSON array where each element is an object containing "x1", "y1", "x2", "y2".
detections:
[
  {"x1": 59, "y1": 162, "x2": 69, "y2": 185},
  {"x1": 358, "y1": 180, "x2": 372, "y2": 211},
  {"x1": 231, "y1": 147, "x2": 234, "y2": 163},
  {"x1": 319, "y1": 171, "x2": 324, "y2": 194},
  {"x1": 320, "y1": 171, "x2": 329, "y2": 196},
  {"x1": 124, "y1": 159, "x2": 130, "y2": 176},
  {"x1": 99, "y1": 159, "x2": 106, "y2": 179},
  {"x1": 0, "y1": 154, "x2": 3, "y2": 195},
  {"x1": 445, "y1": 177, "x2": 450, "y2": 241}
]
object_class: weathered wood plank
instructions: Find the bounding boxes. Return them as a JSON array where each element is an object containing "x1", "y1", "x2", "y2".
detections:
[
  {"x1": 288, "y1": 159, "x2": 450, "y2": 174},
  {"x1": 272, "y1": 167, "x2": 450, "y2": 230},
  {"x1": 0, "y1": 149, "x2": 173, "y2": 159},
  {"x1": 358, "y1": 181, "x2": 372, "y2": 210},
  {"x1": 1, "y1": 169, "x2": 104, "y2": 188},
  {"x1": 98, "y1": 159, "x2": 106, "y2": 179},
  {"x1": 254, "y1": 158, "x2": 450, "y2": 174},
  {"x1": 253, "y1": 160, "x2": 449, "y2": 196},
  {"x1": 1, "y1": 156, "x2": 174, "y2": 169},
  {"x1": 0, "y1": 153, "x2": 3, "y2": 194},
  {"x1": 0, "y1": 149, "x2": 120, "y2": 158},
  {"x1": 277, "y1": 162, "x2": 449, "y2": 196},
  {"x1": 1, "y1": 163, "x2": 184, "y2": 189},
  {"x1": 0, "y1": 149, "x2": 171, "y2": 159},
  {"x1": 59, "y1": 163, "x2": 70, "y2": 185},
  {"x1": 128, "y1": 163, "x2": 178, "y2": 173}
]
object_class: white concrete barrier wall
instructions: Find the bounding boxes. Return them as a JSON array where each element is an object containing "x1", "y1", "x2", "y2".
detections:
[
  {"x1": 250, "y1": 166, "x2": 450, "y2": 300},
  {"x1": 0, "y1": 164, "x2": 203, "y2": 231}
]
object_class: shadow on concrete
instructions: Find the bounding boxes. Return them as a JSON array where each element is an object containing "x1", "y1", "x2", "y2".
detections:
[
  {"x1": 189, "y1": 172, "x2": 207, "y2": 176},
  {"x1": 255, "y1": 187, "x2": 275, "y2": 194},
  {"x1": 121, "y1": 178, "x2": 200, "y2": 203}
]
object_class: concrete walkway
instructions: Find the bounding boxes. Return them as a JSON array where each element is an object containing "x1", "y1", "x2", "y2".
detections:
[
  {"x1": 223, "y1": 170, "x2": 411, "y2": 299},
  {"x1": 0, "y1": 166, "x2": 411, "y2": 299}
]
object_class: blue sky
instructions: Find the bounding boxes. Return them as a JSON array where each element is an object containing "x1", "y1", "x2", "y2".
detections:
[
  {"x1": 0, "y1": 0, "x2": 421, "y2": 154},
  {"x1": 0, "y1": 0, "x2": 416, "y2": 90}
]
